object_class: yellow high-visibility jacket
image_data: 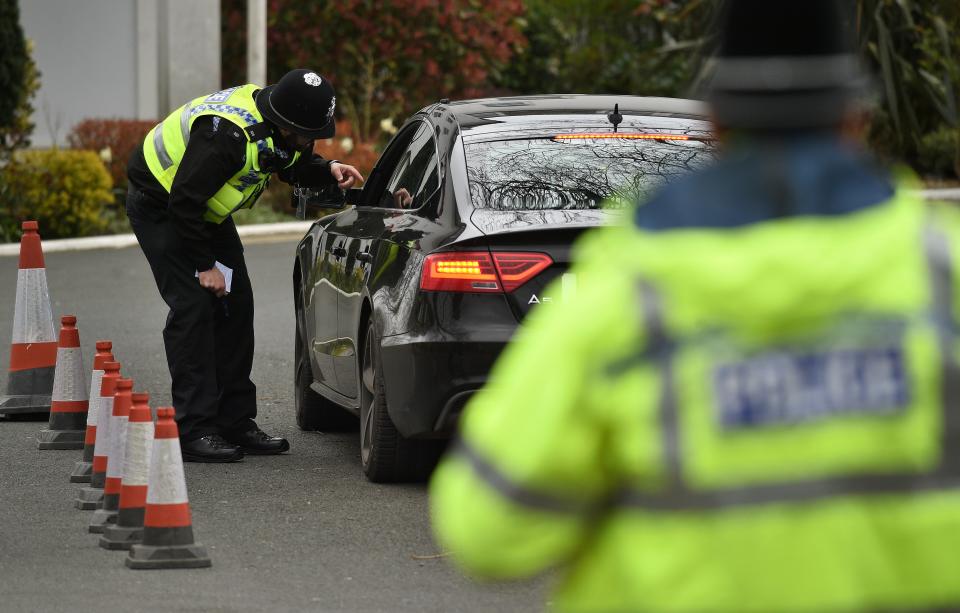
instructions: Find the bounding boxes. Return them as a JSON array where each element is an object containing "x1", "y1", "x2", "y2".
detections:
[
  {"x1": 431, "y1": 186, "x2": 960, "y2": 612},
  {"x1": 142, "y1": 84, "x2": 300, "y2": 223}
]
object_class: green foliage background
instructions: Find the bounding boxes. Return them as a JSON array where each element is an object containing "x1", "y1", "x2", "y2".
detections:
[
  {"x1": 858, "y1": 0, "x2": 959, "y2": 179},
  {"x1": 0, "y1": 0, "x2": 37, "y2": 161},
  {"x1": 0, "y1": 150, "x2": 113, "y2": 241},
  {"x1": 0, "y1": 0, "x2": 953, "y2": 243},
  {"x1": 0, "y1": 0, "x2": 26, "y2": 129},
  {"x1": 496, "y1": 0, "x2": 713, "y2": 98},
  {"x1": 223, "y1": 0, "x2": 959, "y2": 181},
  {"x1": 224, "y1": 0, "x2": 525, "y2": 143}
]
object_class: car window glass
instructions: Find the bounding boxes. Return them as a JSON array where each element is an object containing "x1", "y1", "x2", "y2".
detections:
[
  {"x1": 465, "y1": 135, "x2": 714, "y2": 210},
  {"x1": 379, "y1": 123, "x2": 439, "y2": 210},
  {"x1": 360, "y1": 123, "x2": 421, "y2": 206},
  {"x1": 413, "y1": 151, "x2": 440, "y2": 208}
]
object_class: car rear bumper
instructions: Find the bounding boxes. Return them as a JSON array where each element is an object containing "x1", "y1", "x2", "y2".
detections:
[{"x1": 378, "y1": 329, "x2": 513, "y2": 438}]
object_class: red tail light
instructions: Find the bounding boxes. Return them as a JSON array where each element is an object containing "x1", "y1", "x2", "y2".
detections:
[
  {"x1": 492, "y1": 253, "x2": 553, "y2": 292},
  {"x1": 420, "y1": 251, "x2": 553, "y2": 293},
  {"x1": 420, "y1": 252, "x2": 500, "y2": 293}
]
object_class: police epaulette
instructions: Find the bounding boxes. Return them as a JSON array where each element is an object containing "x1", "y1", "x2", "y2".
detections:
[{"x1": 244, "y1": 122, "x2": 273, "y2": 143}]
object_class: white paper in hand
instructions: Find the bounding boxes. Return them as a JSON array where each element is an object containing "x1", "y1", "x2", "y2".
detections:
[{"x1": 195, "y1": 261, "x2": 233, "y2": 294}]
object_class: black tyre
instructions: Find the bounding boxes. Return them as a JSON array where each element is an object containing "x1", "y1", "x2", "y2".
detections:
[
  {"x1": 359, "y1": 320, "x2": 442, "y2": 483},
  {"x1": 295, "y1": 315, "x2": 357, "y2": 432}
]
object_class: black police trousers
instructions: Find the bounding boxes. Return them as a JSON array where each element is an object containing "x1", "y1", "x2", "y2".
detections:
[{"x1": 126, "y1": 188, "x2": 258, "y2": 441}]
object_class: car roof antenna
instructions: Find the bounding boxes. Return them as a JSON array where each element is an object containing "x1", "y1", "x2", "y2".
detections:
[{"x1": 607, "y1": 103, "x2": 622, "y2": 133}]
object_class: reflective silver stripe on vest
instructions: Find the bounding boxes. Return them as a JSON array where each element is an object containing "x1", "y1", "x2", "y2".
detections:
[
  {"x1": 620, "y1": 222, "x2": 960, "y2": 510},
  {"x1": 452, "y1": 439, "x2": 601, "y2": 515},
  {"x1": 180, "y1": 104, "x2": 192, "y2": 143},
  {"x1": 453, "y1": 223, "x2": 960, "y2": 515},
  {"x1": 638, "y1": 281, "x2": 684, "y2": 494},
  {"x1": 152, "y1": 124, "x2": 174, "y2": 170},
  {"x1": 924, "y1": 224, "x2": 960, "y2": 472}
]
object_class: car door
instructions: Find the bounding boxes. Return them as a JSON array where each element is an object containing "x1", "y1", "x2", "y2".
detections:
[
  {"x1": 307, "y1": 223, "x2": 344, "y2": 390},
  {"x1": 330, "y1": 121, "x2": 443, "y2": 399},
  {"x1": 311, "y1": 121, "x2": 423, "y2": 397}
]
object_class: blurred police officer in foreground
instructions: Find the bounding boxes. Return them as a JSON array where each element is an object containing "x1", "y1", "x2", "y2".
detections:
[
  {"x1": 430, "y1": 1, "x2": 960, "y2": 610},
  {"x1": 127, "y1": 70, "x2": 363, "y2": 462}
]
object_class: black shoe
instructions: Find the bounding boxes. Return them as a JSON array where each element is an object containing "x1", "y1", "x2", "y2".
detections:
[
  {"x1": 223, "y1": 427, "x2": 290, "y2": 455},
  {"x1": 181, "y1": 434, "x2": 244, "y2": 463}
]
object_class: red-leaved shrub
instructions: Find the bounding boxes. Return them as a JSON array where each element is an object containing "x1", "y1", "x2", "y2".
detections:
[
  {"x1": 312, "y1": 120, "x2": 379, "y2": 181},
  {"x1": 67, "y1": 118, "x2": 157, "y2": 189}
]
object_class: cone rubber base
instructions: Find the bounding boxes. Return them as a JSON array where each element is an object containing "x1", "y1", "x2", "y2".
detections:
[
  {"x1": 37, "y1": 428, "x2": 84, "y2": 450},
  {"x1": 88, "y1": 508, "x2": 117, "y2": 533},
  {"x1": 75, "y1": 487, "x2": 103, "y2": 510},
  {"x1": 126, "y1": 543, "x2": 212, "y2": 569},
  {"x1": 0, "y1": 394, "x2": 51, "y2": 415},
  {"x1": 70, "y1": 461, "x2": 92, "y2": 483},
  {"x1": 100, "y1": 524, "x2": 144, "y2": 550}
]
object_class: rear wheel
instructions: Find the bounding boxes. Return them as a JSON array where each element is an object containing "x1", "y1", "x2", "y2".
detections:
[
  {"x1": 359, "y1": 320, "x2": 441, "y2": 483},
  {"x1": 295, "y1": 314, "x2": 357, "y2": 432}
]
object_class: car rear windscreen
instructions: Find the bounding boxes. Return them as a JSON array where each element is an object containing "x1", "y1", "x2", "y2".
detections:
[{"x1": 465, "y1": 134, "x2": 713, "y2": 211}]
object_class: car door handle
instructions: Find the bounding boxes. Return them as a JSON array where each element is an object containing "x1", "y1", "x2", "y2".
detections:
[
  {"x1": 332, "y1": 247, "x2": 347, "y2": 258},
  {"x1": 356, "y1": 251, "x2": 373, "y2": 263}
]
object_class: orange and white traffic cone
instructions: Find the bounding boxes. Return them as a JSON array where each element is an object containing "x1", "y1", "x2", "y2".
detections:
[
  {"x1": 126, "y1": 407, "x2": 211, "y2": 569},
  {"x1": 70, "y1": 340, "x2": 113, "y2": 482},
  {"x1": 37, "y1": 316, "x2": 88, "y2": 449},
  {"x1": 75, "y1": 360, "x2": 120, "y2": 510},
  {"x1": 101, "y1": 391, "x2": 153, "y2": 550},
  {"x1": 90, "y1": 377, "x2": 132, "y2": 533},
  {"x1": 0, "y1": 221, "x2": 57, "y2": 416}
]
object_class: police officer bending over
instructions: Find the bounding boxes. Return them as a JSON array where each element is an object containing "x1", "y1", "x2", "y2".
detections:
[
  {"x1": 127, "y1": 69, "x2": 363, "y2": 462},
  {"x1": 431, "y1": 1, "x2": 960, "y2": 611}
]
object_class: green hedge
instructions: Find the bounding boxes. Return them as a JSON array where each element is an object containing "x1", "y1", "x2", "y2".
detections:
[
  {"x1": 918, "y1": 127, "x2": 960, "y2": 180},
  {"x1": 0, "y1": 148, "x2": 113, "y2": 241}
]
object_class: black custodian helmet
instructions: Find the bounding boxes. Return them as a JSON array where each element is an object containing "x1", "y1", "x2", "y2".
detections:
[
  {"x1": 255, "y1": 68, "x2": 337, "y2": 139},
  {"x1": 702, "y1": 0, "x2": 871, "y2": 130}
]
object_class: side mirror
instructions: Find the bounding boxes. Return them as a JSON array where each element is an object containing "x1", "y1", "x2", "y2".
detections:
[{"x1": 293, "y1": 184, "x2": 346, "y2": 219}]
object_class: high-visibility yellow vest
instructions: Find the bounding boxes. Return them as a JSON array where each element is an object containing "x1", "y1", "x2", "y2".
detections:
[
  {"x1": 141, "y1": 84, "x2": 300, "y2": 223},
  {"x1": 431, "y1": 186, "x2": 960, "y2": 612}
]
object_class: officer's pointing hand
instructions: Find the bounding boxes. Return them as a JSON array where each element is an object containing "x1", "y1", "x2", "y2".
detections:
[{"x1": 331, "y1": 162, "x2": 364, "y2": 190}]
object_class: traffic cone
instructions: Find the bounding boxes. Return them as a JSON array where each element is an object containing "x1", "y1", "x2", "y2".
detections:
[
  {"x1": 70, "y1": 340, "x2": 113, "y2": 482},
  {"x1": 0, "y1": 221, "x2": 56, "y2": 416},
  {"x1": 90, "y1": 377, "x2": 132, "y2": 534},
  {"x1": 75, "y1": 360, "x2": 120, "y2": 510},
  {"x1": 126, "y1": 407, "x2": 211, "y2": 569},
  {"x1": 101, "y1": 391, "x2": 153, "y2": 550},
  {"x1": 37, "y1": 316, "x2": 88, "y2": 449}
]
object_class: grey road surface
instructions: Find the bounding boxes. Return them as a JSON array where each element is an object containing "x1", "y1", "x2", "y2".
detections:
[{"x1": 0, "y1": 237, "x2": 545, "y2": 612}]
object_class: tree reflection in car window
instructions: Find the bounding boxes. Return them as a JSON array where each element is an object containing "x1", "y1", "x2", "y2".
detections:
[
  {"x1": 465, "y1": 136, "x2": 714, "y2": 211},
  {"x1": 382, "y1": 123, "x2": 440, "y2": 210}
]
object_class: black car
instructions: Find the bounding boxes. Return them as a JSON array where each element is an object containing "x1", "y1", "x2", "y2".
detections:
[{"x1": 293, "y1": 95, "x2": 713, "y2": 482}]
